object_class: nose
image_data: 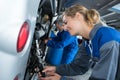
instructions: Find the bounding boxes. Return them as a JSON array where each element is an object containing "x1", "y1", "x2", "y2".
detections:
[{"x1": 63, "y1": 25, "x2": 67, "y2": 30}]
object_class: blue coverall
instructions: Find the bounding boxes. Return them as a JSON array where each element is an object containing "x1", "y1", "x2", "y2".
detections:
[{"x1": 47, "y1": 30, "x2": 78, "y2": 64}]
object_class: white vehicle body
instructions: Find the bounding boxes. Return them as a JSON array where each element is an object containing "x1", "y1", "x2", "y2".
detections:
[{"x1": 0, "y1": 0, "x2": 40, "y2": 79}]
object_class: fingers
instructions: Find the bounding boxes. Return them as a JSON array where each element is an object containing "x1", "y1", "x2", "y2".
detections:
[
  {"x1": 45, "y1": 71, "x2": 55, "y2": 76},
  {"x1": 38, "y1": 66, "x2": 56, "y2": 80},
  {"x1": 42, "y1": 66, "x2": 56, "y2": 73},
  {"x1": 39, "y1": 72, "x2": 61, "y2": 80},
  {"x1": 38, "y1": 72, "x2": 42, "y2": 77},
  {"x1": 40, "y1": 77, "x2": 52, "y2": 80},
  {"x1": 38, "y1": 71, "x2": 55, "y2": 77},
  {"x1": 42, "y1": 66, "x2": 50, "y2": 72}
]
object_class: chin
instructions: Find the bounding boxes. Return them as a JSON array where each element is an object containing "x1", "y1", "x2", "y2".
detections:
[
  {"x1": 73, "y1": 33, "x2": 79, "y2": 36},
  {"x1": 69, "y1": 32, "x2": 75, "y2": 36},
  {"x1": 68, "y1": 30, "x2": 75, "y2": 36}
]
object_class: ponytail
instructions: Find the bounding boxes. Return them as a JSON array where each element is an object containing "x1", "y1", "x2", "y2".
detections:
[{"x1": 85, "y1": 9, "x2": 100, "y2": 26}]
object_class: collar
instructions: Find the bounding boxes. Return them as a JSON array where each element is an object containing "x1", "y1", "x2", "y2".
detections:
[{"x1": 89, "y1": 22, "x2": 106, "y2": 40}]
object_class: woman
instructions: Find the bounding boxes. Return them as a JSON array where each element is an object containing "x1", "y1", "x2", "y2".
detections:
[{"x1": 40, "y1": 4, "x2": 120, "y2": 80}]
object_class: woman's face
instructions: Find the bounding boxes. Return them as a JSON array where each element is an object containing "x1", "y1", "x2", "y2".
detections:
[{"x1": 63, "y1": 13, "x2": 85, "y2": 36}]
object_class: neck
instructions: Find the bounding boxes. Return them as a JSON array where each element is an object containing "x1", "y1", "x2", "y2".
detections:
[{"x1": 80, "y1": 25, "x2": 93, "y2": 39}]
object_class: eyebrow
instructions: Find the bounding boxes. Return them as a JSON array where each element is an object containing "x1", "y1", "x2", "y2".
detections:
[{"x1": 63, "y1": 21, "x2": 67, "y2": 25}]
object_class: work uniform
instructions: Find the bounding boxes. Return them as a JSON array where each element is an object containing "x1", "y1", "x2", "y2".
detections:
[
  {"x1": 56, "y1": 23, "x2": 120, "y2": 80},
  {"x1": 47, "y1": 30, "x2": 78, "y2": 64}
]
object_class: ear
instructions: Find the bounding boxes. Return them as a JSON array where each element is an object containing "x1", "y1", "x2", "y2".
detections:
[{"x1": 75, "y1": 12, "x2": 84, "y2": 20}]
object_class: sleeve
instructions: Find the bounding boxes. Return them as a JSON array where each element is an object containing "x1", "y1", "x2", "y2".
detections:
[
  {"x1": 60, "y1": 76, "x2": 74, "y2": 80},
  {"x1": 49, "y1": 31, "x2": 61, "y2": 41},
  {"x1": 50, "y1": 32, "x2": 60, "y2": 41},
  {"x1": 56, "y1": 43, "x2": 91, "y2": 76},
  {"x1": 89, "y1": 41, "x2": 120, "y2": 80},
  {"x1": 47, "y1": 31, "x2": 77, "y2": 48}
]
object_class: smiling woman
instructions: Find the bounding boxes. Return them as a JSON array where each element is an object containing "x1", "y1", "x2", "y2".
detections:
[
  {"x1": 62, "y1": 4, "x2": 120, "y2": 80},
  {"x1": 63, "y1": 4, "x2": 100, "y2": 39}
]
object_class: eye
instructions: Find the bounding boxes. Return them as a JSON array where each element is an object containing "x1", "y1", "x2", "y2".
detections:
[{"x1": 63, "y1": 21, "x2": 67, "y2": 25}]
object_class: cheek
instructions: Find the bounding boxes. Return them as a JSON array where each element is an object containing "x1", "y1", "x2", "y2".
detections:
[
  {"x1": 68, "y1": 26, "x2": 78, "y2": 35},
  {"x1": 63, "y1": 27, "x2": 67, "y2": 30},
  {"x1": 71, "y1": 22, "x2": 80, "y2": 31},
  {"x1": 66, "y1": 22, "x2": 74, "y2": 31}
]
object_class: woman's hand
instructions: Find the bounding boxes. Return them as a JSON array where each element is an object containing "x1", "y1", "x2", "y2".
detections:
[
  {"x1": 38, "y1": 66, "x2": 56, "y2": 78},
  {"x1": 43, "y1": 66, "x2": 56, "y2": 74},
  {"x1": 39, "y1": 72, "x2": 61, "y2": 80},
  {"x1": 38, "y1": 66, "x2": 61, "y2": 80}
]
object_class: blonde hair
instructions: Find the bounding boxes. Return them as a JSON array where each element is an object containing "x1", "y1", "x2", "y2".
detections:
[{"x1": 64, "y1": 4, "x2": 100, "y2": 26}]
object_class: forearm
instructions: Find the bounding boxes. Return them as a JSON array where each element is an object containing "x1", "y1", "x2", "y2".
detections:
[
  {"x1": 56, "y1": 52, "x2": 90, "y2": 76},
  {"x1": 60, "y1": 76, "x2": 74, "y2": 80},
  {"x1": 56, "y1": 64, "x2": 84, "y2": 76}
]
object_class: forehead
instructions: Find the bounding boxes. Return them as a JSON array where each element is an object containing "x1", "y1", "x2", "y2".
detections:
[
  {"x1": 63, "y1": 15, "x2": 70, "y2": 21},
  {"x1": 62, "y1": 15, "x2": 66, "y2": 21}
]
